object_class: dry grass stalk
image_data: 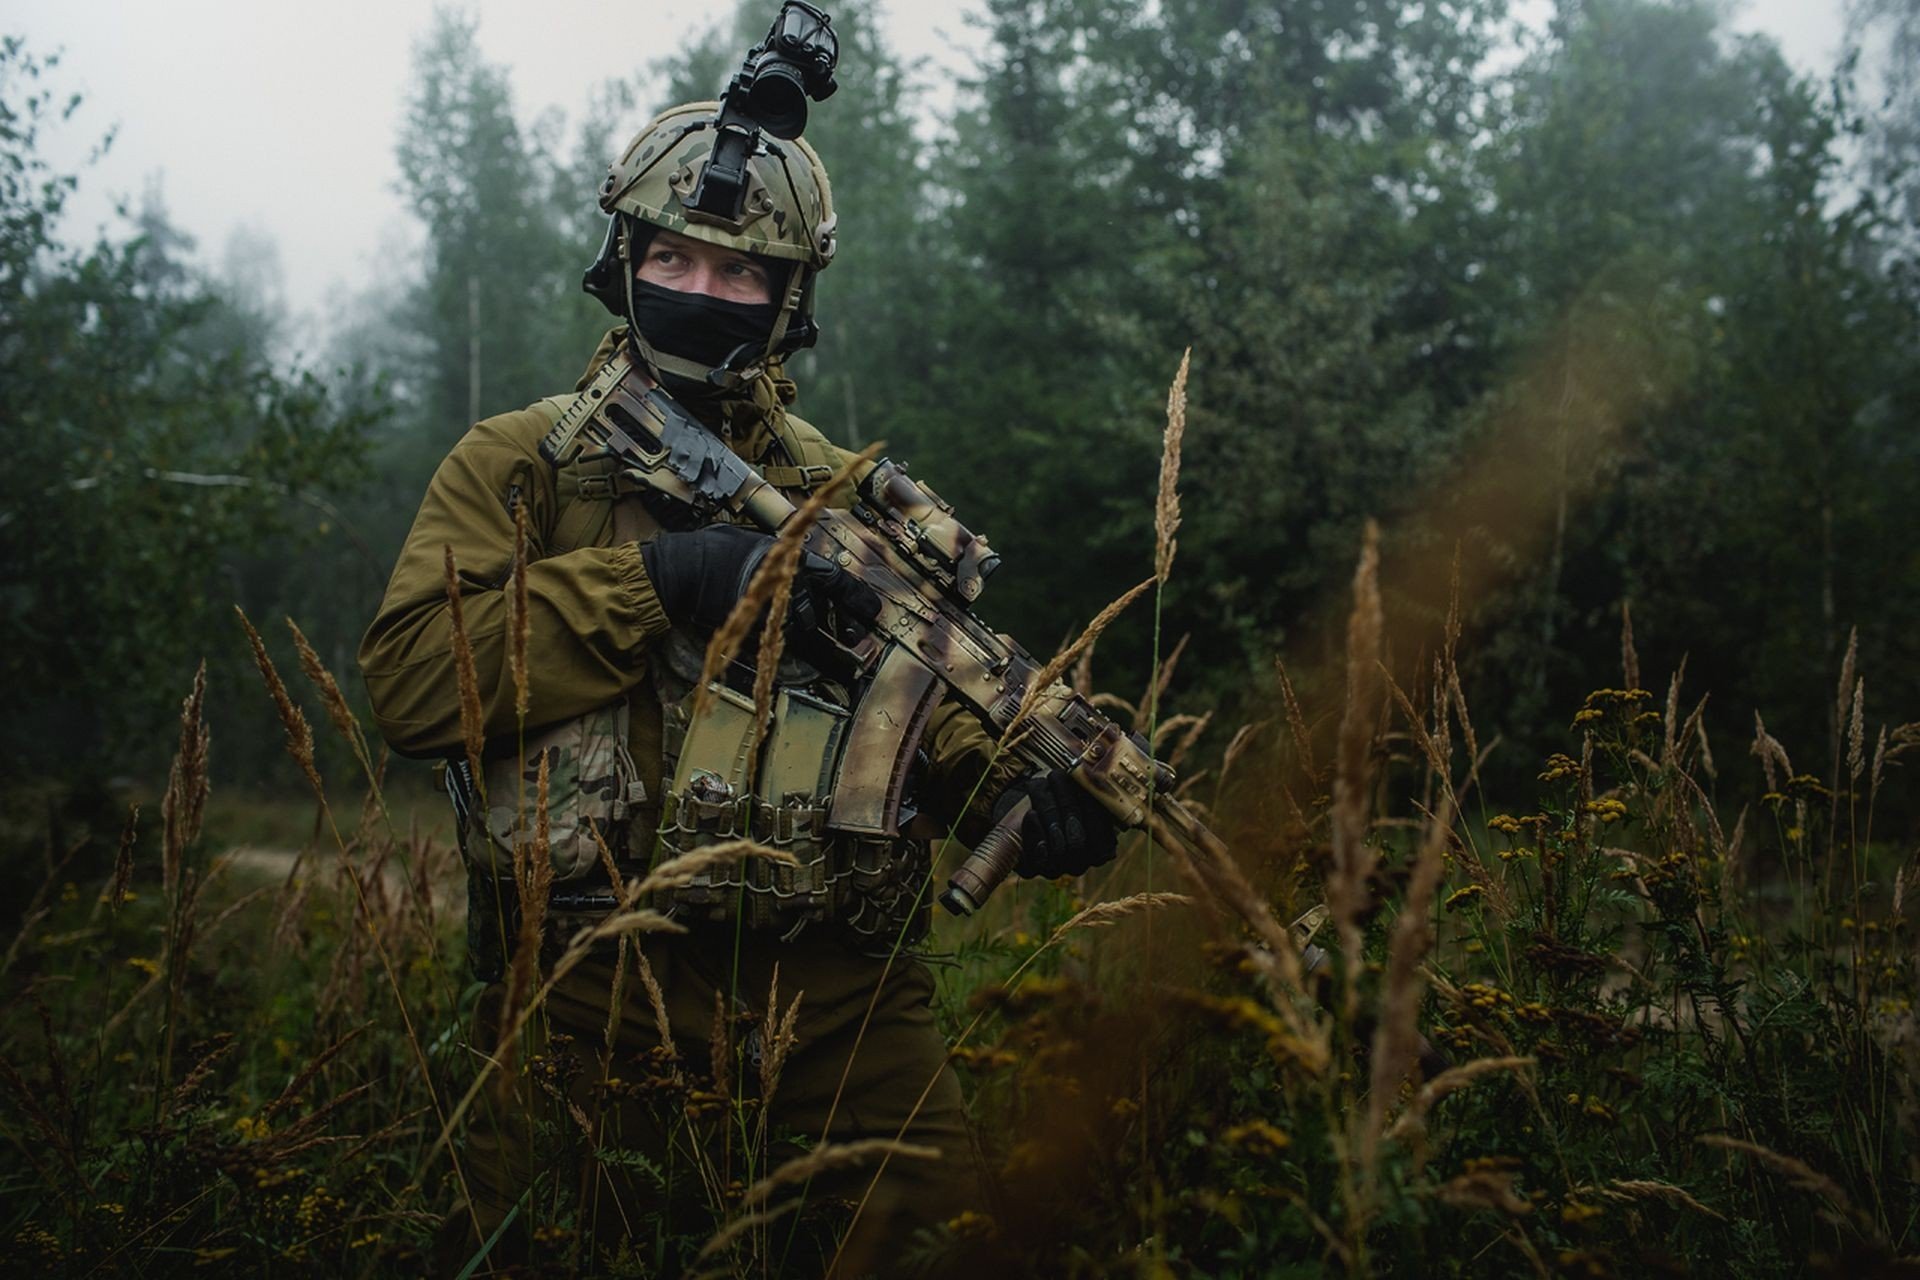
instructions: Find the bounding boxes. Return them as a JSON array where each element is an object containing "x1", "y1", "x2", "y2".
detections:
[
  {"x1": 694, "y1": 443, "x2": 882, "y2": 726},
  {"x1": 1364, "y1": 793, "x2": 1455, "y2": 1170},
  {"x1": 438, "y1": 875, "x2": 687, "y2": 1170},
  {"x1": 1152, "y1": 712, "x2": 1208, "y2": 755},
  {"x1": 1428, "y1": 658, "x2": 1456, "y2": 784},
  {"x1": 1216, "y1": 719, "x2": 1268, "y2": 795},
  {"x1": 592, "y1": 824, "x2": 626, "y2": 900},
  {"x1": 740, "y1": 1138, "x2": 938, "y2": 1210},
  {"x1": 1330, "y1": 520, "x2": 1385, "y2": 1000},
  {"x1": 109, "y1": 804, "x2": 139, "y2": 916},
  {"x1": 633, "y1": 944, "x2": 678, "y2": 1060},
  {"x1": 1847, "y1": 677, "x2": 1866, "y2": 782},
  {"x1": 285, "y1": 617, "x2": 369, "y2": 774},
  {"x1": 1155, "y1": 348, "x2": 1189, "y2": 585},
  {"x1": 262, "y1": 1024, "x2": 368, "y2": 1122},
  {"x1": 561, "y1": 908, "x2": 683, "y2": 952},
  {"x1": 1452, "y1": 835, "x2": 1514, "y2": 920},
  {"x1": 509, "y1": 499, "x2": 532, "y2": 722},
  {"x1": 1005, "y1": 577, "x2": 1156, "y2": 740},
  {"x1": 1274, "y1": 658, "x2": 1316, "y2": 776},
  {"x1": 1871, "y1": 725, "x2": 1889, "y2": 807},
  {"x1": 1834, "y1": 626, "x2": 1858, "y2": 772},
  {"x1": 1435, "y1": 1167, "x2": 1532, "y2": 1216},
  {"x1": 160, "y1": 662, "x2": 211, "y2": 902},
  {"x1": 1446, "y1": 660, "x2": 1481, "y2": 801},
  {"x1": 710, "y1": 989, "x2": 732, "y2": 1103},
  {"x1": 758, "y1": 964, "x2": 803, "y2": 1105},
  {"x1": 497, "y1": 755, "x2": 554, "y2": 1075},
  {"x1": 1388, "y1": 1056, "x2": 1536, "y2": 1142},
  {"x1": 1143, "y1": 810, "x2": 1323, "y2": 1060},
  {"x1": 1698, "y1": 1134, "x2": 1877, "y2": 1239},
  {"x1": 1047, "y1": 891, "x2": 1192, "y2": 946},
  {"x1": 442, "y1": 544, "x2": 487, "y2": 787},
  {"x1": 1660, "y1": 661, "x2": 1685, "y2": 767},
  {"x1": 1696, "y1": 711, "x2": 1717, "y2": 780},
  {"x1": 1721, "y1": 804, "x2": 1749, "y2": 914},
  {"x1": 604, "y1": 933, "x2": 631, "y2": 1062},
  {"x1": 1620, "y1": 599, "x2": 1640, "y2": 692},
  {"x1": 634, "y1": 840, "x2": 798, "y2": 897},
  {"x1": 1751, "y1": 711, "x2": 1793, "y2": 792},
  {"x1": 1136, "y1": 632, "x2": 1191, "y2": 732},
  {"x1": 746, "y1": 550, "x2": 799, "y2": 756},
  {"x1": 237, "y1": 608, "x2": 324, "y2": 801},
  {"x1": 1069, "y1": 632, "x2": 1098, "y2": 697},
  {"x1": 1676, "y1": 692, "x2": 1710, "y2": 775},
  {"x1": 1587, "y1": 1179, "x2": 1725, "y2": 1221},
  {"x1": 1386, "y1": 671, "x2": 1444, "y2": 781}
]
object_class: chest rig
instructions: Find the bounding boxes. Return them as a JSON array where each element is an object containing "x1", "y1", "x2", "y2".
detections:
[{"x1": 537, "y1": 403, "x2": 933, "y2": 946}]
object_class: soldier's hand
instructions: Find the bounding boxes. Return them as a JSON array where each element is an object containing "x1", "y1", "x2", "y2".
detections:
[
  {"x1": 640, "y1": 525, "x2": 881, "y2": 636},
  {"x1": 995, "y1": 769, "x2": 1119, "y2": 879}
]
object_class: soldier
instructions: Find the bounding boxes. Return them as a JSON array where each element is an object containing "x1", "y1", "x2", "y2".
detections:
[{"x1": 359, "y1": 100, "x2": 1119, "y2": 1274}]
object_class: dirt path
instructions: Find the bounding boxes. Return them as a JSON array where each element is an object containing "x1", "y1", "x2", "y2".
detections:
[{"x1": 214, "y1": 843, "x2": 463, "y2": 911}]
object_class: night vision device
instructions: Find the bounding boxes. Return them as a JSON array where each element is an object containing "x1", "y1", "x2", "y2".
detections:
[{"x1": 687, "y1": 1, "x2": 840, "y2": 224}]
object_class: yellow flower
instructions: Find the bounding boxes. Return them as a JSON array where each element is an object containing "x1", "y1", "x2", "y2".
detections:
[
  {"x1": 1538, "y1": 754, "x2": 1581, "y2": 782},
  {"x1": 128, "y1": 956, "x2": 161, "y2": 978},
  {"x1": 1444, "y1": 885, "x2": 1486, "y2": 911},
  {"x1": 1582, "y1": 798, "x2": 1628, "y2": 823},
  {"x1": 946, "y1": 1210, "x2": 997, "y2": 1240},
  {"x1": 1222, "y1": 1119, "x2": 1292, "y2": 1156}
]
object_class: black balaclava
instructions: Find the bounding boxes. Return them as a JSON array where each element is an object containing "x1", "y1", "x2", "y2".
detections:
[
  {"x1": 629, "y1": 281, "x2": 779, "y2": 373},
  {"x1": 622, "y1": 222, "x2": 783, "y2": 411}
]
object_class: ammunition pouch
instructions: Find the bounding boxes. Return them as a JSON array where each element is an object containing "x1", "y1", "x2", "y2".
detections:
[
  {"x1": 441, "y1": 702, "x2": 647, "y2": 981},
  {"x1": 445, "y1": 626, "x2": 933, "y2": 961},
  {"x1": 647, "y1": 628, "x2": 931, "y2": 944}
]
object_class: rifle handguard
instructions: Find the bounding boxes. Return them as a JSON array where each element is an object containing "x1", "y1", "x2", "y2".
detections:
[{"x1": 938, "y1": 797, "x2": 1031, "y2": 916}]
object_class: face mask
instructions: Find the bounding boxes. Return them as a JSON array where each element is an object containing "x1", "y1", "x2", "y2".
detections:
[{"x1": 629, "y1": 280, "x2": 780, "y2": 372}]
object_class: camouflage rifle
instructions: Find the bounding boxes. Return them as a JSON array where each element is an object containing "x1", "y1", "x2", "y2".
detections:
[{"x1": 542, "y1": 351, "x2": 1256, "y2": 916}]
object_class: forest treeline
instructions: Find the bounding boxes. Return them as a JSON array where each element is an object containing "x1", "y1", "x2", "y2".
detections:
[{"x1": 3, "y1": 0, "x2": 1917, "y2": 813}]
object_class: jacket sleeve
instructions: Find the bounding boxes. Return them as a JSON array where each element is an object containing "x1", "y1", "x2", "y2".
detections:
[{"x1": 357, "y1": 410, "x2": 671, "y2": 757}]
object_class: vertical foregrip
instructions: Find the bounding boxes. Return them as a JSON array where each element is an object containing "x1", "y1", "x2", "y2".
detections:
[{"x1": 938, "y1": 797, "x2": 1030, "y2": 916}]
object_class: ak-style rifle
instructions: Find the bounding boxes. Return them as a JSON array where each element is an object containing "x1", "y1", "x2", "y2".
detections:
[{"x1": 541, "y1": 351, "x2": 1249, "y2": 916}]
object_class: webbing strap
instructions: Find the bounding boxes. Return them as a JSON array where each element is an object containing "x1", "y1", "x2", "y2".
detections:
[{"x1": 759, "y1": 462, "x2": 836, "y2": 491}]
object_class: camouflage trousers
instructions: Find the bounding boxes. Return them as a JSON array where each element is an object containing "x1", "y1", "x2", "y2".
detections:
[{"x1": 446, "y1": 923, "x2": 985, "y2": 1277}]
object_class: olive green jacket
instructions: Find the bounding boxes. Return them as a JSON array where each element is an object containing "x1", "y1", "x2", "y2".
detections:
[{"x1": 358, "y1": 329, "x2": 1014, "y2": 851}]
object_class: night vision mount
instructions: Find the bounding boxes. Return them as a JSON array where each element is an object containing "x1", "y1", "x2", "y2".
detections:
[{"x1": 687, "y1": 1, "x2": 839, "y2": 224}]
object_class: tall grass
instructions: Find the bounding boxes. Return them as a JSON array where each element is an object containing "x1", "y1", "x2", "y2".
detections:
[{"x1": 2, "y1": 374, "x2": 1915, "y2": 1277}]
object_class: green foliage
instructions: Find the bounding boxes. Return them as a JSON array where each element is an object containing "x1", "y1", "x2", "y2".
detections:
[{"x1": 0, "y1": 38, "x2": 376, "y2": 778}]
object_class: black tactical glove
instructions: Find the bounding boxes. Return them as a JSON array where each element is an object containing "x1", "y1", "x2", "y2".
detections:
[
  {"x1": 639, "y1": 524, "x2": 881, "y2": 637},
  {"x1": 994, "y1": 769, "x2": 1120, "y2": 879}
]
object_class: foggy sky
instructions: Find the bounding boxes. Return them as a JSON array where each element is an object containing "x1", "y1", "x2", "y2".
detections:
[{"x1": 9, "y1": 0, "x2": 1848, "y2": 340}]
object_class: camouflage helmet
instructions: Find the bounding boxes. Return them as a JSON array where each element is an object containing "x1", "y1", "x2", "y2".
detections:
[{"x1": 583, "y1": 101, "x2": 837, "y2": 381}]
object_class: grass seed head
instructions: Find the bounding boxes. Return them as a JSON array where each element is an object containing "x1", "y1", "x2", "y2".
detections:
[
  {"x1": 441, "y1": 544, "x2": 487, "y2": 786},
  {"x1": 1155, "y1": 347, "x2": 1188, "y2": 585},
  {"x1": 509, "y1": 498, "x2": 531, "y2": 722}
]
